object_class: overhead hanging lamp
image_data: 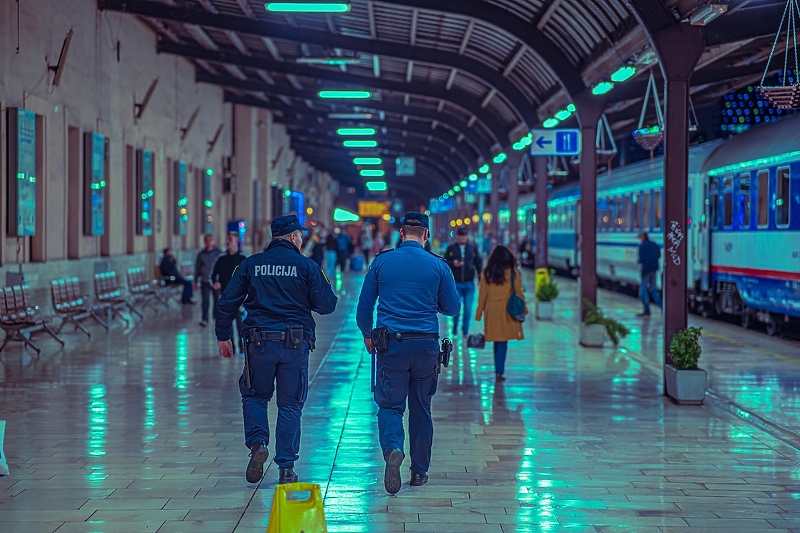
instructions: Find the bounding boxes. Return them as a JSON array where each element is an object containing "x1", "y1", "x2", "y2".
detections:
[
  {"x1": 632, "y1": 70, "x2": 665, "y2": 153},
  {"x1": 756, "y1": 0, "x2": 800, "y2": 110},
  {"x1": 571, "y1": 114, "x2": 618, "y2": 170}
]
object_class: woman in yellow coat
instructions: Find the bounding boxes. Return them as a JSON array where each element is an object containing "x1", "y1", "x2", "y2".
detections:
[{"x1": 474, "y1": 245, "x2": 527, "y2": 381}]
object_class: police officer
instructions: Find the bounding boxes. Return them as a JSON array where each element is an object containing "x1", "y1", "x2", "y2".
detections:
[
  {"x1": 216, "y1": 214, "x2": 338, "y2": 485},
  {"x1": 356, "y1": 212, "x2": 460, "y2": 495}
]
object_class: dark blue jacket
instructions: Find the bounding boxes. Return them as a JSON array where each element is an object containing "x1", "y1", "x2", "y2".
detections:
[
  {"x1": 638, "y1": 238, "x2": 661, "y2": 275},
  {"x1": 215, "y1": 239, "x2": 338, "y2": 341},
  {"x1": 356, "y1": 240, "x2": 461, "y2": 337}
]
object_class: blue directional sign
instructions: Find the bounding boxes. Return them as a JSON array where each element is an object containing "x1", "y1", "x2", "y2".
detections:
[{"x1": 530, "y1": 128, "x2": 582, "y2": 157}]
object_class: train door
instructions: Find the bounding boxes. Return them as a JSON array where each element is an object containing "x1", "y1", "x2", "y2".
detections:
[
  {"x1": 699, "y1": 175, "x2": 715, "y2": 293},
  {"x1": 688, "y1": 173, "x2": 707, "y2": 294}
]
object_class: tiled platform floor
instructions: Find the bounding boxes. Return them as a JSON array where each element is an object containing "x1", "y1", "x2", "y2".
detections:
[{"x1": 0, "y1": 271, "x2": 799, "y2": 532}]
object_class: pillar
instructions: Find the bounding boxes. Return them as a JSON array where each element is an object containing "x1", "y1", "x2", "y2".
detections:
[
  {"x1": 534, "y1": 156, "x2": 549, "y2": 270},
  {"x1": 489, "y1": 173, "x2": 500, "y2": 250},
  {"x1": 507, "y1": 151, "x2": 523, "y2": 257}
]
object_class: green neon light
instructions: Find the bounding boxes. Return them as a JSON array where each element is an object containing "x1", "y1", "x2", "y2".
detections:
[
  {"x1": 353, "y1": 157, "x2": 383, "y2": 165},
  {"x1": 453, "y1": 185, "x2": 461, "y2": 192},
  {"x1": 365, "y1": 181, "x2": 388, "y2": 191},
  {"x1": 493, "y1": 152, "x2": 508, "y2": 164},
  {"x1": 468, "y1": 174, "x2": 478, "y2": 181},
  {"x1": 592, "y1": 81, "x2": 614, "y2": 95},
  {"x1": 448, "y1": 189, "x2": 455, "y2": 196},
  {"x1": 543, "y1": 118, "x2": 559, "y2": 128},
  {"x1": 707, "y1": 150, "x2": 800, "y2": 177},
  {"x1": 204, "y1": 200, "x2": 214, "y2": 208},
  {"x1": 611, "y1": 65, "x2": 637, "y2": 83},
  {"x1": 337, "y1": 127, "x2": 376, "y2": 136},
  {"x1": 567, "y1": 103, "x2": 576, "y2": 113},
  {"x1": 344, "y1": 140, "x2": 378, "y2": 148},
  {"x1": 554, "y1": 108, "x2": 573, "y2": 121},
  {"x1": 284, "y1": 189, "x2": 292, "y2": 197},
  {"x1": 442, "y1": 193, "x2": 449, "y2": 199},
  {"x1": 360, "y1": 169, "x2": 385, "y2": 177},
  {"x1": 266, "y1": 3, "x2": 350, "y2": 13},
  {"x1": 206, "y1": 168, "x2": 214, "y2": 176},
  {"x1": 333, "y1": 207, "x2": 360, "y2": 223},
  {"x1": 459, "y1": 180, "x2": 467, "y2": 187},
  {"x1": 478, "y1": 164, "x2": 490, "y2": 174},
  {"x1": 319, "y1": 90, "x2": 371, "y2": 99}
]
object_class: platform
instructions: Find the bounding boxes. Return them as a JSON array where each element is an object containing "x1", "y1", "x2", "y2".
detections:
[{"x1": 1, "y1": 271, "x2": 799, "y2": 533}]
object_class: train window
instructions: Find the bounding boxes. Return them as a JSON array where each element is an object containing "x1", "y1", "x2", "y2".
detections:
[
  {"x1": 654, "y1": 190, "x2": 662, "y2": 230},
  {"x1": 631, "y1": 193, "x2": 640, "y2": 231},
  {"x1": 643, "y1": 191, "x2": 651, "y2": 231},
  {"x1": 723, "y1": 176, "x2": 734, "y2": 228},
  {"x1": 617, "y1": 196, "x2": 626, "y2": 229},
  {"x1": 708, "y1": 180, "x2": 718, "y2": 229},
  {"x1": 757, "y1": 170, "x2": 769, "y2": 227},
  {"x1": 738, "y1": 175, "x2": 751, "y2": 229},
  {"x1": 777, "y1": 167, "x2": 790, "y2": 227}
]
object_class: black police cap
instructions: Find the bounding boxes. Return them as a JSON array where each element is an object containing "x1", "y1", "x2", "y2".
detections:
[
  {"x1": 456, "y1": 227, "x2": 469, "y2": 236},
  {"x1": 402, "y1": 211, "x2": 429, "y2": 230},
  {"x1": 271, "y1": 214, "x2": 305, "y2": 237}
]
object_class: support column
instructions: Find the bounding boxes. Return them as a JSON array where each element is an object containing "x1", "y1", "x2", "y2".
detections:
[
  {"x1": 534, "y1": 156, "x2": 549, "y2": 270},
  {"x1": 575, "y1": 95, "x2": 603, "y2": 316},
  {"x1": 507, "y1": 151, "x2": 523, "y2": 257},
  {"x1": 477, "y1": 193, "x2": 486, "y2": 253},
  {"x1": 489, "y1": 174, "x2": 500, "y2": 251}
]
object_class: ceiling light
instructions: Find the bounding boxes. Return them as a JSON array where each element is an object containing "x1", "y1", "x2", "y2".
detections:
[
  {"x1": 554, "y1": 108, "x2": 573, "y2": 121},
  {"x1": 337, "y1": 127, "x2": 376, "y2": 136},
  {"x1": 690, "y1": 3, "x2": 727, "y2": 25},
  {"x1": 478, "y1": 164, "x2": 490, "y2": 174},
  {"x1": 365, "y1": 181, "x2": 388, "y2": 192},
  {"x1": 459, "y1": 180, "x2": 467, "y2": 187},
  {"x1": 610, "y1": 65, "x2": 637, "y2": 83},
  {"x1": 354, "y1": 157, "x2": 382, "y2": 165},
  {"x1": 360, "y1": 169, "x2": 385, "y2": 177},
  {"x1": 297, "y1": 57, "x2": 360, "y2": 65},
  {"x1": 442, "y1": 193, "x2": 449, "y2": 199},
  {"x1": 543, "y1": 118, "x2": 559, "y2": 128},
  {"x1": 318, "y1": 90, "x2": 371, "y2": 99},
  {"x1": 468, "y1": 174, "x2": 478, "y2": 181},
  {"x1": 266, "y1": 3, "x2": 351, "y2": 13},
  {"x1": 592, "y1": 81, "x2": 615, "y2": 95},
  {"x1": 328, "y1": 113, "x2": 374, "y2": 119},
  {"x1": 344, "y1": 140, "x2": 378, "y2": 148},
  {"x1": 493, "y1": 152, "x2": 507, "y2": 164},
  {"x1": 448, "y1": 189, "x2": 455, "y2": 196},
  {"x1": 453, "y1": 185, "x2": 461, "y2": 192},
  {"x1": 333, "y1": 207, "x2": 360, "y2": 222}
]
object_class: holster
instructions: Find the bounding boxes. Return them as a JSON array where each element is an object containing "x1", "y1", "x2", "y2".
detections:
[
  {"x1": 437, "y1": 338, "x2": 453, "y2": 374},
  {"x1": 370, "y1": 327, "x2": 389, "y2": 353},
  {"x1": 286, "y1": 326, "x2": 304, "y2": 349}
]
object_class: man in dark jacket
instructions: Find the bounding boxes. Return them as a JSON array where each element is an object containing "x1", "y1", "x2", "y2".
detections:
[
  {"x1": 195, "y1": 234, "x2": 223, "y2": 327},
  {"x1": 212, "y1": 232, "x2": 247, "y2": 351},
  {"x1": 444, "y1": 227, "x2": 483, "y2": 336},
  {"x1": 637, "y1": 232, "x2": 662, "y2": 316},
  {"x1": 159, "y1": 248, "x2": 193, "y2": 304},
  {"x1": 215, "y1": 215, "x2": 338, "y2": 485}
]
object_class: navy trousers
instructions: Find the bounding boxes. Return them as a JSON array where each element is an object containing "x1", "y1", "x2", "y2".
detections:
[
  {"x1": 374, "y1": 338, "x2": 439, "y2": 475},
  {"x1": 240, "y1": 339, "x2": 309, "y2": 468}
]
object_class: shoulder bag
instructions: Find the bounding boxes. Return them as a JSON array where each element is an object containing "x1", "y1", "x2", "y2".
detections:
[{"x1": 507, "y1": 268, "x2": 526, "y2": 322}]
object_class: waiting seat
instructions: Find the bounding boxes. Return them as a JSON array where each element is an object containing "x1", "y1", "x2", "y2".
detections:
[
  {"x1": 0, "y1": 285, "x2": 64, "y2": 354},
  {"x1": 50, "y1": 277, "x2": 110, "y2": 336}
]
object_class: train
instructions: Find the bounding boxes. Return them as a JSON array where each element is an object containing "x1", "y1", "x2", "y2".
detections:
[{"x1": 515, "y1": 112, "x2": 800, "y2": 335}]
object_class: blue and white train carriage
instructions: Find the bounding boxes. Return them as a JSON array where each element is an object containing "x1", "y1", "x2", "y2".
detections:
[{"x1": 518, "y1": 113, "x2": 800, "y2": 334}]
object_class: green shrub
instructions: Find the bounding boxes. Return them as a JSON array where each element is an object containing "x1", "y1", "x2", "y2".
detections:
[
  {"x1": 582, "y1": 299, "x2": 630, "y2": 345},
  {"x1": 669, "y1": 326, "x2": 703, "y2": 370},
  {"x1": 536, "y1": 272, "x2": 559, "y2": 302}
]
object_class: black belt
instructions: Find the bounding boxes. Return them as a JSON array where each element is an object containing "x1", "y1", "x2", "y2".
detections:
[
  {"x1": 245, "y1": 330, "x2": 285, "y2": 343},
  {"x1": 388, "y1": 331, "x2": 439, "y2": 341}
]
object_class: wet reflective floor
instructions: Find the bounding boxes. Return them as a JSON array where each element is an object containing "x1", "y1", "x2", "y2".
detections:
[{"x1": 1, "y1": 272, "x2": 799, "y2": 532}]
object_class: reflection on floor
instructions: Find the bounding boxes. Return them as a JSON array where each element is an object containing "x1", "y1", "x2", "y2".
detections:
[{"x1": 0, "y1": 271, "x2": 798, "y2": 533}]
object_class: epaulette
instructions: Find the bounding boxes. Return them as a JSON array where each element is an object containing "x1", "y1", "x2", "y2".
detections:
[
  {"x1": 374, "y1": 248, "x2": 395, "y2": 258},
  {"x1": 426, "y1": 251, "x2": 446, "y2": 261}
]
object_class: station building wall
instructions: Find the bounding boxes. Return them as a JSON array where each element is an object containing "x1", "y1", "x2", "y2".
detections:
[{"x1": 0, "y1": 0, "x2": 336, "y2": 302}]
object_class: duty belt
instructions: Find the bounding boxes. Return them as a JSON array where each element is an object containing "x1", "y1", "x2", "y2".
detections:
[
  {"x1": 388, "y1": 331, "x2": 439, "y2": 341},
  {"x1": 245, "y1": 330, "x2": 286, "y2": 343}
]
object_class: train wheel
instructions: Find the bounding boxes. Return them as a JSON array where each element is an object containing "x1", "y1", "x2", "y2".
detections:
[
  {"x1": 765, "y1": 315, "x2": 781, "y2": 336},
  {"x1": 741, "y1": 308, "x2": 753, "y2": 329}
]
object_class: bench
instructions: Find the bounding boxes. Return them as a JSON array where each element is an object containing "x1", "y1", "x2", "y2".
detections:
[
  {"x1": 93, "y1": 271, "x2": 143, "y2": 324},
  {"x1": 127, "y1": 267, "x2": 170, "y2": 312},
  {"x1": 50, "y1": 277, "x2": 110, "y2": 336},
  {"x1": 0, "y1": 285, "x2": 64, "y2": 354}
]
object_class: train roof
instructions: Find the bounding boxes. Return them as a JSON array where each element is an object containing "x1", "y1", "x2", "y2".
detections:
[{"x1": 700, "y1": 113, "x2": 800, "y2": 176}]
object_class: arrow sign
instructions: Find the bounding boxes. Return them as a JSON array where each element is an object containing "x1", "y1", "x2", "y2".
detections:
[{"x1": 530, "y1": 128, "x2": 581, "y2": 156}]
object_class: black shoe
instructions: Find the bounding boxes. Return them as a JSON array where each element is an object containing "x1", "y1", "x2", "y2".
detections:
[
  {"x1": 279, "y1": 467, "x2": 298, "y2": 484},
  {"x1": 496, "y1": 373, "x2": 506, "y2": 382},
  {"x1": 410, "y1": 472, "x2": 429, "y2": 487},
  {"x1": 245, "y1": 442, "x2": 269, "y2": 483},
  {"x1": 384, "y1": 448, "x2": 404, "y2": 495}
]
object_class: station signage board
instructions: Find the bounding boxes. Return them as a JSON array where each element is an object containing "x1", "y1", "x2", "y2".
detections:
[
  {"x1": 530, "y1": 128, "x2": 581, "y2": 157},
  {"x1": 358, "y1": 200, "x2": 391, "y2": 218}
]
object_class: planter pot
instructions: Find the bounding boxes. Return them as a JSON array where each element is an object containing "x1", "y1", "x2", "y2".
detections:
[
  {"x1": 536, "y1": 301, "x2": 554, "y2": 320},
  {"x1": 664, "y1": 364, "x2": 707, "y2": 405},
  {"x1": 579, "y1": 323, "x2": 606, "y2": 347}
]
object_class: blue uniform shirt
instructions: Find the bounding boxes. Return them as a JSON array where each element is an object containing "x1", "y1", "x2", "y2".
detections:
[
  {"x1": 356, "y1": 240, "x2": 461, "y2": 337},
  {"x1": 215, "y1": 239, "x2": 338, "y2": 341}
]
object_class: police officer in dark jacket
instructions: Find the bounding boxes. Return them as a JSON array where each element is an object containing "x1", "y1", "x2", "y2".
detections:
[
  {"x1": 637, "y1": 231, "x2": 662, "y2": 316},
  {"x1": 215, "y1": 215, "x2": 338, "y2": 485},
  {"x1": 444, "y1": 227, "x2": 483, "y2": 336},
  {"x1": 356, "y1": 212, "x2": 460, "y2": 495}
]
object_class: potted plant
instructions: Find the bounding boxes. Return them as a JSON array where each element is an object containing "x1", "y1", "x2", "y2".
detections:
[
  {"x1": 665, "y1": 326, "x2": 706, "y2": 405},
  {"x1": 580, "y1": 299, "x2": 630, "y2": 347},
  {"x1": 535, "y1": 271, "x2": 559, "y2": 320}
]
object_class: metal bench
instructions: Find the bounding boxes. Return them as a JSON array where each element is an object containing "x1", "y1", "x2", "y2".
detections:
[
  {"x1": 93, "y1": 271, "x2": 143, "y2": 324},
  {"x1": 50, "y1": 277, "x2": 110, "y2": 336},
  {"x1": 0, "y1": 285, "x2": 64, "y2": 354},
  {"x1": 127, "y1": 267, "x2": 169, "y2": 313}
]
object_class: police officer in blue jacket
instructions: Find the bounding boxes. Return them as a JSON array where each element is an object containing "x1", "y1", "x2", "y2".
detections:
[
  {"x1": 216, "y1": 214, "x2": 338, "y2": 485},
  {"x1": 356, "y1": 212, "x2": 460, "y2": 494}
]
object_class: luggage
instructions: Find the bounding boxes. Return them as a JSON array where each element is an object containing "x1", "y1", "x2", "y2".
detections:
[{"x1": 467, "y1": 334, "x2": 486, "y2": 349}]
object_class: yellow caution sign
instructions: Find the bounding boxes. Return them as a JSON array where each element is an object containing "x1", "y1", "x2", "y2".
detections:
[
  {"x1": 535, "y1": 268, "x2": 550, "y2": 295},
  {"x1": 267, "y1": 482, "x2": 328, "y2": 533}
]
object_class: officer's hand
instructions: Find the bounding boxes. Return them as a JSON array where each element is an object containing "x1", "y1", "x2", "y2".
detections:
[
  {"x1": 453, "y1": 260, "x2": 463, "y2": 267},
  {"x1": 363, "y1": 337, "x2": 372, "y2": 352},
  {"x1": 218, "y1": 340, "x2": 234, "y2": 359},
  {"x1": 213, "y1": 282, "x2": 221, "y2": 290}
]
